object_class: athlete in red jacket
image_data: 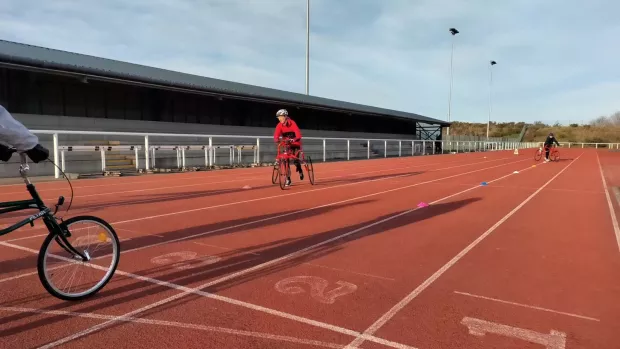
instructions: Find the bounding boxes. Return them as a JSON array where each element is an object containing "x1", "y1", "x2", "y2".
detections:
[{"x1": 273, "y1": 109, "x2": 303, "y2": 186}]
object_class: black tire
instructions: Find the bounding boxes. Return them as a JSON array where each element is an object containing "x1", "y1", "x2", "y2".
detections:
[
  {"x1": 37, "y1": 215, "x2": 120, "y2": 301},
  {"x1": 551, "y1": 150, "x2": 560, "y2": 162},
  {"x1": 305, "y1": 156, "x2": 315, "y2": 185},
  {"x1": 278, "y1": 160, "x2": 290, "y2": 190},
  {"x1": 271, "y1": 163, "x2": 279, "y2": 184},
  {"x1": 534, "y1": 148, "x2": 542, "y2": 161}
]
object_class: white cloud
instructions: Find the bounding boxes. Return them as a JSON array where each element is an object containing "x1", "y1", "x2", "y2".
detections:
[{"x1": 0, "y1": 0, "x2": 619, "y2": 124}]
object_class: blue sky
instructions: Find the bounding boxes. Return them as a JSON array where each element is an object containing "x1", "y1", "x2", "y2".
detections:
[{"x1": 1, "y1": 0, "x2": 619, "y2": 125}]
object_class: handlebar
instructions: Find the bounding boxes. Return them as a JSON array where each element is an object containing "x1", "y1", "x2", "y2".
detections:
[{"x1": 18, "y1": 152, "x2": 31, "y2": 185}]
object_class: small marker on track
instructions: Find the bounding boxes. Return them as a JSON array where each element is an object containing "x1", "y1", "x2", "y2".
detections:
[
  {"x1": 417, "y1": 202, "x2": 429, "y2": 208},
  {"x1": 513, "y1": 171, "x2": 519, "y2": 174},
  {"x1": 532, "y1": 165, "x2": 536, "y2": 167},
  {"x1": 242, "y1": 185, "x2": 251, "y2": 189},
  {"x1": 481, "y1": 182, "x2": 488, "y2": 186}
]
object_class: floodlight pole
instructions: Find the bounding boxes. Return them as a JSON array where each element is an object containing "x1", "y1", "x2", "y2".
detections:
[
  {"x1": 305, "y1": 0, "x2": 310, "y2": 95},
  {"x1": 487, "y1": 60, "x2": 497, "y2": 139},
  {"x1": 447, "y1": 28, "x2": 459, "y2": 137}
]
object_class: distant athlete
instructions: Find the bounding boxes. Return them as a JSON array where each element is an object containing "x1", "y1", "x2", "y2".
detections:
[
  {"x1": 273, "y1": 109, "x2": 303, "y2": 186},
  {"x1": 0, "y1": 104, "x2": 49, "y2": 163},
  {"x1": 543, "y1": 132, "x2": 560, "y2": 162}
]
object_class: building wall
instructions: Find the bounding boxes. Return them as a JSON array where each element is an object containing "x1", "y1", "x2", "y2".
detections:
[
  {"x1": 0, "y1": 67, "x2": 430, "y2": 178},
  {"x1": 0, "y1": 113, "x2": 420, "y2": 178},
  {"x1": 0, "y1": 68, "x2": 418, "y2": 135}
]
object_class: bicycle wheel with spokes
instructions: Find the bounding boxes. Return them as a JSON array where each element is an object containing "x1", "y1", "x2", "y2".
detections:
[
  {"x1": 304, "y1": 156, "x2": 315, "y2": 185},
  {"x1": 271, "y1": 162, "x2": 279, "y2": 184},
  {"x1": 534, "y1": 149, "x2": 542, "y2": 161},
  {"x1": 37, "y1": 215, "x2": 120, "y2": 301},
  {"x1": 278, "y1": 159, "x2": 290, "y2": 190},
  {"x1": 551, "y1": 150, "x2": 560, "y2": 162}
]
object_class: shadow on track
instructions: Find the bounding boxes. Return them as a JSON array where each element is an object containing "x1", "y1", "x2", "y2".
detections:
[{"x1": 0, "y1": 197, "x2": 480, "y2": 336}]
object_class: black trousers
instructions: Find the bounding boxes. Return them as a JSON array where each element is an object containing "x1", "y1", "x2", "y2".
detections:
[{"x1": 289, "y1": 145, "x2": 302, "y2": 173}]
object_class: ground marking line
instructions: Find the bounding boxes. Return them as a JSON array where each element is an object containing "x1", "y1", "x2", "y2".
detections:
[
  {"x1": 0, "y1": 154, "x2": 493, "y2": 196},
  {"x1": 0, "y1": 241, "x2": 414, "y2": 349},
  {"x1": 0, "y1": 157, "x2": 532, "y2": 285},
  {"x1": 32, "y1": 157, "x2": 537, "y2": 349},
  {"x1": 0, "y1": 167, "x2": 279, "y2": 195},
  {"x1": 343, "y1": 153, "x2": 583, "y2": 348},
  {"x1": 425, "y1": 182, "x2": 604, "y2": 195},
  {"x1": 75, "y1": 156, "x2": 535, "y2": 259},
  {"x1": 303, "y1": 262, "x2": 396, "y2": 281},
  {"x1": 0, "y1": 306, "x2": 345, "y2": 349},
  {"x1": 42, "y1": 160, "x2": 443, "y2": 201},
  {"x1": 596, "y1": 152, "x2": 620, "y2": 252},
  {"x1": 3, "y1": 156, "x2": 520, "y2": 242},
  {"x1": 192, "y1": 241, "x2": 262, "y2": 256},
  {"x1": 453, "y1": 291, "x2": 600, "y2": 322},
  {"x1": 0, "y1": 150, "x2": 495, "y2": 191},
  {"x1": 190, "y1": 242, "x2": 394, "y2": 281},
  {"x1": 52, "y1": 155, "x2": 508, "y2": 201}
]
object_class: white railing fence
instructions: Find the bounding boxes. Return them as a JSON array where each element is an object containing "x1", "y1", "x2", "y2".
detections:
[{"x1": 1, "y1": 130, "x2": 616, "y2": 179}]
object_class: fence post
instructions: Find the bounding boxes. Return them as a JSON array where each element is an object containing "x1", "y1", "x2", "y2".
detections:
[
  {"x1": 61, "y1": 150, "x2": 65, "y2": 172},
  {"x1": 100, "y1": 149, "x2": 106, "y2": 172},
  {"x1": 53, "y1": 133, "x2": 59, "y2": 178},
  {"x1": 367, "y1": 140, "x2": 370, "y2": 159},
  {"x1": 323, "y1": 139, "x2": 326, "y2": 162},
  {"x1": 384, "y1": 140, "x2": 387, "y2": 158},
  {"x1": 208, "y1": 137, "x2": 213, "y2": 166},
  {"x1": 134, "y1": 147, "x2": 139, "y2": 169},
  {"x1": 399, "y1": 141, "x2": 402, "y2": 156},
  {"x1": 144, "y1": 135, "x2": 150, "y2": 170},
  {"x1": 347, "y1": 140, "x2": 350, "y2": 160}
]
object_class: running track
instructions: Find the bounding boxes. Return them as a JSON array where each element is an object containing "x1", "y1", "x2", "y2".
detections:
[{"x1": 1, "y1": 149, "x2": 619, "y2": 349}]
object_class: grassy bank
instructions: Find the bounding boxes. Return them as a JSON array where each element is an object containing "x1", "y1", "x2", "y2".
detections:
[{"x1": 445, "y1": 111, "x2": 620, "y2": 143}]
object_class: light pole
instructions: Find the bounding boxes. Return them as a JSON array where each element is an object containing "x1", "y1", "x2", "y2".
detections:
[
  {"x1": 305, "y1": 0, "x2": 310, "y2": 95},
  {"x1": 487, "y1": 60, "x2": 497, "y2": 139},
  {"x1": 447, "y1": 27, "x2": 459, "y2": 137}
]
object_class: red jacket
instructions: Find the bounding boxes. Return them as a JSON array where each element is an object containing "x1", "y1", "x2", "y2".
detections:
[{"x1": 274, "y1": 119, "x2": 302, "y2": 146}]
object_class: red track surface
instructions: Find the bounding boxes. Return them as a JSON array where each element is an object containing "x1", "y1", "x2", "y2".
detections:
[{"x1": 1, "y1": 149, "x2": 619, "y2": 349}]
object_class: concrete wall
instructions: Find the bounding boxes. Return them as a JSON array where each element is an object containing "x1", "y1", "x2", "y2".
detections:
[{"x1": 0, "y1": 114, "x2": 422, "y2": 178}]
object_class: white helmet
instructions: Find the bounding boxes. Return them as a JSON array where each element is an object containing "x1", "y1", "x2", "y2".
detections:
[{"x1": 276, "y1": 109, "x2": 288, "y2": 117}]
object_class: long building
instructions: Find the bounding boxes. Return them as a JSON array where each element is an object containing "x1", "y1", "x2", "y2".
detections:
[{"x1": 0, "y1": 40, "x2": 449, "y2": 177}]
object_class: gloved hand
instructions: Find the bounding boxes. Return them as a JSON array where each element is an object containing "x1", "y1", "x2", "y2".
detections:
[
  {"x1": 25, "y1": 144, "x2": 49, "y2": 163},
  {"x1": 0, "y1": 144, "x2": 15, "y2": 162}
]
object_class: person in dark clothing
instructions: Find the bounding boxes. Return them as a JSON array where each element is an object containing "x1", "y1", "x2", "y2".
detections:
[
  {"x1": 543, "y1": 132, "x2": 560, "y2": 162},
  {"x1": 0, "y1": 104, "x2": 49, "y2": 163},
  {"x1": 273, "y1": 109, "x2": 303, "y2": 186}
]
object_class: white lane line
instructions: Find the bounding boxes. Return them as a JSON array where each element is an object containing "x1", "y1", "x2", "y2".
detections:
[
  {"x1": 3, "y1": 156, "x2": 519, "y2": 242},
  {"x1": 192, "y1": 241, "x2": 262, "y2": 256},
  {"x1": 0, "y1": 152, "x2": 492, "y2": 191},
  {"x1": 453, "y1": 291, "x2": 600, "y2": 322},
  {"x1": 0, "y1": 158, "x2": 531, "y2": 285},
  {"x1": 0, "y1": 306, "x2": 345, "y2": 349},
  {"x1": 1, "y1": 241, "x2": 414, "y2": 349},
  {"x1": 32, "y1": 158, "x2": 537, "y2": 349},
  {"x1": 303, "y1": 262, "x2": 396, "y2": 282},
  {"x1": 343, "y1": 153, "x2": 582, "y2": 348},
  {"x1": 596, "y1": 152, "x2": 620, "y2": 252},
  {"x1": 55, "y1": 159, "x2": 460, "y2": 202},
  {"x1": 0, "y1": 154, "x2": 480, "y2": 198},
  {"x1": 74, "y1": 157, "x2": 534, "y2": 258}
]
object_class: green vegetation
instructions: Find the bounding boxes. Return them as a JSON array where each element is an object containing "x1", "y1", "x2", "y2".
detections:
[{"x1": 445, "y1": 111, "x2": 620, "y2": 143}]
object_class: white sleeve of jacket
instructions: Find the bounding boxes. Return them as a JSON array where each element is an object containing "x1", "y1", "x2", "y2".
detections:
[{"x1": 0, "y1": 104, "x2": 39, "y2": 151}]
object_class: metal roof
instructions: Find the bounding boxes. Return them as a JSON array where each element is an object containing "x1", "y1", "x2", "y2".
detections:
[{"x1": 0, "y1": 39, "x2": 449, "y2": 126}]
